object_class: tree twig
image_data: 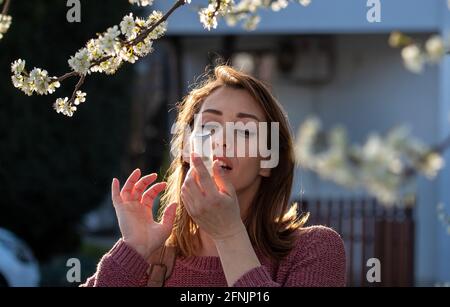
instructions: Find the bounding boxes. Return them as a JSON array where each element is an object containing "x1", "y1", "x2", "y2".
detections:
[
  {"x1": 68, "y1": 74, "x2": 86, "y2": 104},
  {"x1": 41, "y1": 0, "x2": 187, "y2": 107},
  {"x1": 126, "y1": 0, "x2": 186, "y2": 47},
  {"x1": 1, "y1": 0, "x2": 11, "y2": 15},
  {"x1": 54, "y1": 71, "x2": 79, "y2": 83}
]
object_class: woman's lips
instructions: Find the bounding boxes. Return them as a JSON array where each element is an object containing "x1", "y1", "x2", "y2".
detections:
[{"x1": 213, "y1": 156, "x2": 233, "y2": 171}]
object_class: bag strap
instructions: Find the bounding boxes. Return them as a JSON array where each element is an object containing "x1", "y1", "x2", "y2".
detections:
[{"x1": 146, "y1": 243, "x2": 177, "y2": 287}]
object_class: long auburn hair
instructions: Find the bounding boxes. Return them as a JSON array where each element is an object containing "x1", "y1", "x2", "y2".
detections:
[{"x1": 159, "y1": 64, "x2": 308, "y2": 261}]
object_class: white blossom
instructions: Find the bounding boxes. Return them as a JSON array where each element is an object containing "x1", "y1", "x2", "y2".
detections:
[
  {"x1": 425, "y1": 35, "x2": 445, "y2": 63},
  {"x1": 47, "y1": 80, "x2": 61, "y2": 94},
  {"x1": 11, "y1": 74, "x2": 24, "y2": 89},
  {"x1": 74, "y1": 91, "x2": 87, "y2": 105},
  {"x1": 29, "y1": 68, "x2": 52, "y2": 95},
  {"x1": 394, "y1": 33, "x2": 449, "y2": 73},
  {"x1": 98, "y1": 25, "x2": 121, "y2": 55},
  {"x1": 129, "y1": 0, "x2": 154, "y2": 7},
  {"x1": 401, "y1": 44, "x2": 424, "y2": 74},
  {"x1": 128, "y1": 0, "x2": 190, "y2": 8},
  {"x1": 299, "y1": 0, "x2": 311, "y2": 6},
  {"x1": 419, "y1": 152, "x2": 445, "y2": 178},
  {"x1": 0, "y1": 14, "x2": 12, "y2": 40},
  {"x1": 11, "y1": 60, "x2": 60, "y2": 96},
  {"x1": 295, "y1": 117, "x2": 445, "y2": 204},
  {"x1": 119, "y1": 46, "x2": 138, "y2": 63},
  {"x1": 53, "y1": 97, "x2": 77, "y2": 117},
  {"x1": 86, "y1": 39, "x2": 103, "y2": 61},
  {"x1": 221, "y1": 0, "x2": 310, "y2": 31},
  {"x1": 68, "y1": 48, "x2": 91, "y2": 75},
  {"x1": 243, "y1": 15, "x2": 260, "y2": 31},
  {"x1": 94, "y1": 56, "x2": 123, "y2": 75},
  {"x1": 120, "y1": 13, "x2": 136, "y2": 39},
  {"x1": 133, "y1": 38, "x2": 153, "y2": 57},
  {"x1": 12, "y1": 72, "x2": 64, "y2": 110},
  {"x1": 11, "y1": 59, "x2": 26, "y2": 75},
  {"x1": 271, "y1": 0, "x2": 289, "y2": 12},
  {"x1": 199, "y1": 4, "x2": 218, "y2": 31},
  {"x1": 146, "y1": 11, "x2": 167, "y2": 40}
]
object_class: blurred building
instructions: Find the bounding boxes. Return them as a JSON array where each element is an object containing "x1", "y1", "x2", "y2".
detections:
[{"x1": 152, "y1": 0, "x2": 450, "y2": 286}]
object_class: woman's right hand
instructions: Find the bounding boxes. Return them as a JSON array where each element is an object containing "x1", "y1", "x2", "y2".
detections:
[{"x1": 111, "y1": 169, "x2": 177, "y2": 259}]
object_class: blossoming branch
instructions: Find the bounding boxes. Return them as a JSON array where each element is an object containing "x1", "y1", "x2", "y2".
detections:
[
  {"x1": 295, "y1": 117, "x2": 447, "y2": 204},
  {"x1": 10, "y1": 0, "x2": 312, "y2": 117},
  {"x1": 11, "y1": 0, "x2": 188, "y2": 117},
  {"x1": 389, "y1": 32, "x2": 447, "y2": 74}
]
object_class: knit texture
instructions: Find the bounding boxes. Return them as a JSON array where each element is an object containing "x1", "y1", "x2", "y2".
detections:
[{"x1": 81, "y1": 225, "x2": 346, "y2": 287}]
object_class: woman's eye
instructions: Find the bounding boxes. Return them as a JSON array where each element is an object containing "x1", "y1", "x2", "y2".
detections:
[
  {"x1": 236, "y1": 129, "x2": 253, "y2": 138},
  {"x1": 200, "y1": 124, "x2": 216, "y2": 135}
]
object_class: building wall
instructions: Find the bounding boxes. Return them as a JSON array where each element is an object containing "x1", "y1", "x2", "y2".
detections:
[
  {"x1": 275, "y1": 34, "x2": 440, "y2": 285},
  {"x1": 156, "y1": 0, "x2": 440, "y2": 35}
]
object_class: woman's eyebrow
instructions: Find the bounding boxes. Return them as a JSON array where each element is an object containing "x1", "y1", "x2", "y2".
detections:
[
  {"x1": 236, "y1": 112, "x2": 261, "y2": 122},
  {"x1": 201, "y1": 108, "x2": 222, "y2": 116},
  {"x1": 202, "y1": 108, "x2": 262, "y2": 121}
]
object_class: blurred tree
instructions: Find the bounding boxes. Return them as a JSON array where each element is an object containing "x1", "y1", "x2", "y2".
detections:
[{"x1": 0, "y1": 0, "x2": 135, "y2": 260}]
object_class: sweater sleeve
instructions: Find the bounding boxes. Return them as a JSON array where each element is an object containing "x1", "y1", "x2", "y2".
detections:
[
  {"x1": 232, "y1": 226, "x2": 346, "y2": 287},
  {"x1": 79, "y1": 239, "x2": 150, "y2": 287}
]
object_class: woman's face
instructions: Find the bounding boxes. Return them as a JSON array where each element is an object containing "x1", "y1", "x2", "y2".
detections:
[{"x1": 190, "y1": 86, "x2": 271, "y2": 194}]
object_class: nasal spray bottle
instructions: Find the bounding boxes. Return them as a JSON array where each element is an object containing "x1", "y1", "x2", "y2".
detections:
[{"x1": 190, "y1": 129, "x2": 214, "y2": 177}]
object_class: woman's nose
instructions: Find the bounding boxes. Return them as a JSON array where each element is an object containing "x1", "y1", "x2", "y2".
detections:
[
  {"x1": 212, "y1": 138, "x2": 226, "y2": 150},
  {"x1": 212, "y1": 134, "x2": 228, "y2": 156}
]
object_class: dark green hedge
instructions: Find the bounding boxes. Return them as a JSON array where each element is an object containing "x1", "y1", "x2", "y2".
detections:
[{"x1": 0, "y1": 0, "x2": 136, "y2": 260}]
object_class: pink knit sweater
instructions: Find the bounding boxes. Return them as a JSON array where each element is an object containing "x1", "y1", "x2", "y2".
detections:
[{"x1": 81, "y1": 225, "x2": 346, "y2": 287}]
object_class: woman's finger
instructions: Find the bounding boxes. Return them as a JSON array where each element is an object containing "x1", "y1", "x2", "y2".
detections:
[
  {"x1": 111, "y1": 178, "x2": 122, "y2": 206},
  {"x1": 160, "y1": 202, "x2": 178, "y2": 231},
  {"x1": 181, "y1": 188, "x2": 194, "y2": 216},
  {"x1": 184, "y1": 170, "x2": 205, "y2": 202},
  {"x1": 190, "y1": 153, "x2": 216, "y2": 194},
  {"x1": 121, "y1": 168, "x2": 141, "y2": 201},
  {"x1": 185, "y1": 166, "x2": 199, "y2": 187},
  {"x1": 141, "y1": 182, "x2": 167, "y2": 208},
  {"x1": 131, "y1": 173, "x2": 158, "y2": 201}
]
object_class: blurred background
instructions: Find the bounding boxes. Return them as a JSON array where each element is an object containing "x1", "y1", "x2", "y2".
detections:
[{"x1": 0, "y1": 0, "x2": 449, "y2": 287}]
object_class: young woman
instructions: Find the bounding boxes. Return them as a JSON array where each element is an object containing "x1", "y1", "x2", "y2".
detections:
[{"x1": 81, "y1": 65, "x2": 346, "y2": 287}]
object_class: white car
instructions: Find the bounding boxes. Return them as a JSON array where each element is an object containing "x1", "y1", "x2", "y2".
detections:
[{"x1": 0, "y1": 228, "x2": 40, "y2": 287}]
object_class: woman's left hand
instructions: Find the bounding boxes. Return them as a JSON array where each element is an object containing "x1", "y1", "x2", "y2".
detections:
[{"x1": 181, "y1": 153, "x2": 246, "y2": 241}]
